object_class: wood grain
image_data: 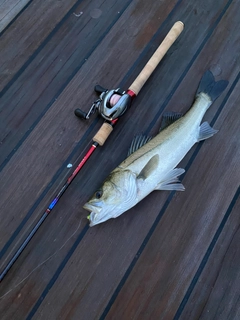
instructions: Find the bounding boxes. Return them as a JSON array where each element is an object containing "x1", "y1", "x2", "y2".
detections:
[
  {"x1": 0, "y1": 0, "x2": 80, "y2": 90},
  {"x1": 179, "y1": 193, "x2": 240, "y2": 320},
  {"x1": 0, "y1": 0, "x2": 31, "y2": 32}
]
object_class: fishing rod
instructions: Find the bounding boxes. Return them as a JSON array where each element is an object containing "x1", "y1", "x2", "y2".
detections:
[{"x1": 0, "y1": 21, "x2": 184, "y2": 282}]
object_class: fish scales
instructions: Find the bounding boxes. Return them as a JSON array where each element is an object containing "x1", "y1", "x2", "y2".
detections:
[
  {"x1": 121, "y1": 94, "x2": 211, "y2": 172},
  {"x1": 83, "y1": 71, "x2": 228, "y2": 226}
]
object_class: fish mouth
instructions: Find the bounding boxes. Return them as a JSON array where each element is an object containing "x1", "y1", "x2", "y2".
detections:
[
  {"x1": 83, "y1": 201, "x2": 105, "y2": 227},
  {"x1": 87, "y1": 211, "x2": 111, "y2": 227},
  {"x1": 83, "y1": 201, "x2": 102, "y2": 214},
  {"x1": 83, "y1": 201, "x2": 112, "y2": 227}
]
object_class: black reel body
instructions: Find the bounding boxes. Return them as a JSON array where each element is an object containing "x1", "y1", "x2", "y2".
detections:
[{"x1": 74, "y1": 85, "x2": 132, "y2": 121}]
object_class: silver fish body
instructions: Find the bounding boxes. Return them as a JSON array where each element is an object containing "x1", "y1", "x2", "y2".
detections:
[{"x1": 83, "y1": 71, "x2": 228, "y2": 226}]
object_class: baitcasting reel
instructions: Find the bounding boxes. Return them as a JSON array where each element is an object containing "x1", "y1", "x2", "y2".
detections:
[{"x1": 74, "y1": 85, "x2": 132, "y2": 121}]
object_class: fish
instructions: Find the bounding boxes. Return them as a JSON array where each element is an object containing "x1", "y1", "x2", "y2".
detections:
[{"x1": 83, "y1": 70, "x2": 228, "y2": 226}]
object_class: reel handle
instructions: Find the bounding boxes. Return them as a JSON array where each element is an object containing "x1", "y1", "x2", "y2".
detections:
[
  {"x1": 129, "y1": 21, "x2": 184, "y2": 95},
  {"x1": 94, "y1": 85, "x2": 107, "y2": 94},
  {"x1": 74, "y1": 108, "x2": 88, "y2": 119}
]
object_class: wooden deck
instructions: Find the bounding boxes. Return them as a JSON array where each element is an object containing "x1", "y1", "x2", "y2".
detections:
[{"x1": 0, "y1": 0, "x2": 239, "y2": 319}]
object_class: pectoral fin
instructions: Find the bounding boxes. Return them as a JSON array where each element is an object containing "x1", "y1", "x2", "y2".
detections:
[
  {"x1": 137, "y1": 155, "x2": 159, "y2": 180},
  {"x1": 198, "y1": 122, "x2": 218, "y2": 141},
  {"x1": 156, "y1": 168, "x2": 185, "y2": 191}
]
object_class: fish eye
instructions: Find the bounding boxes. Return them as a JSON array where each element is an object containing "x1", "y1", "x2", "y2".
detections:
[{"x1": 95, "y1": 190, "x2": 103, "y2": 199}]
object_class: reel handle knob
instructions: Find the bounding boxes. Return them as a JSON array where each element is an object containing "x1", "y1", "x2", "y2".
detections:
[
  {"x1": 94, "y1": 85, "x2": 107, "y2": 94},
  {"x1": 74, "y1": 108, "x2": 88, "y2": 119}
]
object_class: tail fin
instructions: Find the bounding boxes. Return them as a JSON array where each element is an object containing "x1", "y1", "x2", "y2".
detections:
[{"x1": 197, "y1": 70, "x2": 228, "y2": 102}]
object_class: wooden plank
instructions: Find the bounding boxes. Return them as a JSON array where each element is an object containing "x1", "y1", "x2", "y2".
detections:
[
  {"x1": 37, "y1": 5, "x2": 239, "y2": 319},
  {"x1": 1, "y1": 0, "x2": 236, "y2": 319},
  {"x1": 0, "y1": 0, "x2": 134, "y2": 168},
  {"x1": 0, "y1": 0, "x2": 80, "y2": 90},
  {"x1": 0, "y1": 0, "x2": 31, "y2": 32},
  {"x1": 196, "y1": 216, "x2": 240, "y2": 320},
  {"x1": 0, "y1": 1, "x2": 238, "y2": 320},
  {"x1": 179, "y1": 193, "x2": 240, "y2": 320}
]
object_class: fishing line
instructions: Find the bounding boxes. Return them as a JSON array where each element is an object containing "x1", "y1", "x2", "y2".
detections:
[{"x1": 0, "y1": 218, "x2": 84, "y2": 300}]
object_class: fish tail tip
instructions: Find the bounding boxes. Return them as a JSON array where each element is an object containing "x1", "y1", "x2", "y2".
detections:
[{"x1": 197, "y1": 70, "x2": 228, "y2": 102}]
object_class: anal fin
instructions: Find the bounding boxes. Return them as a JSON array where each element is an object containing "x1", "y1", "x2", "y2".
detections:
[
  {"x1": 156, "y1": 168, "x2": 185, "y2": 191},
  {"x1": 198, "y1": 122, "x2": 218, "y2": 141}
]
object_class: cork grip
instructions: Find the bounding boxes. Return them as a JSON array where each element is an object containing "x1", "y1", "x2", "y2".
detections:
[
  {"x1": 93, "y1": 123, "x2": 113, "y2": 146},
  {"x1": 129, "y1": 21, "x2": 184, "y2": 95}
]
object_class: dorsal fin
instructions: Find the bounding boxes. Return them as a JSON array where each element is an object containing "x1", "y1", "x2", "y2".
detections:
[
  {"x1": 160, "y1": 112, "x2": 183, "y2": 131},
  {"x1": 128, "y1": 134, "x2": 152, "y2": 156}
]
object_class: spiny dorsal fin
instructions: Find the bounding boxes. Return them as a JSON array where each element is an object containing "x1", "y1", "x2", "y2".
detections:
[
  {"x1": 128, "y1": 134, "x2": 152, "y2": 156},
  {"x1": 137, "y1": 154, "x2": 159, "y2": 180},
  {"x1": 160, "y1": 112, "x2": 183, "y2": 131}
]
